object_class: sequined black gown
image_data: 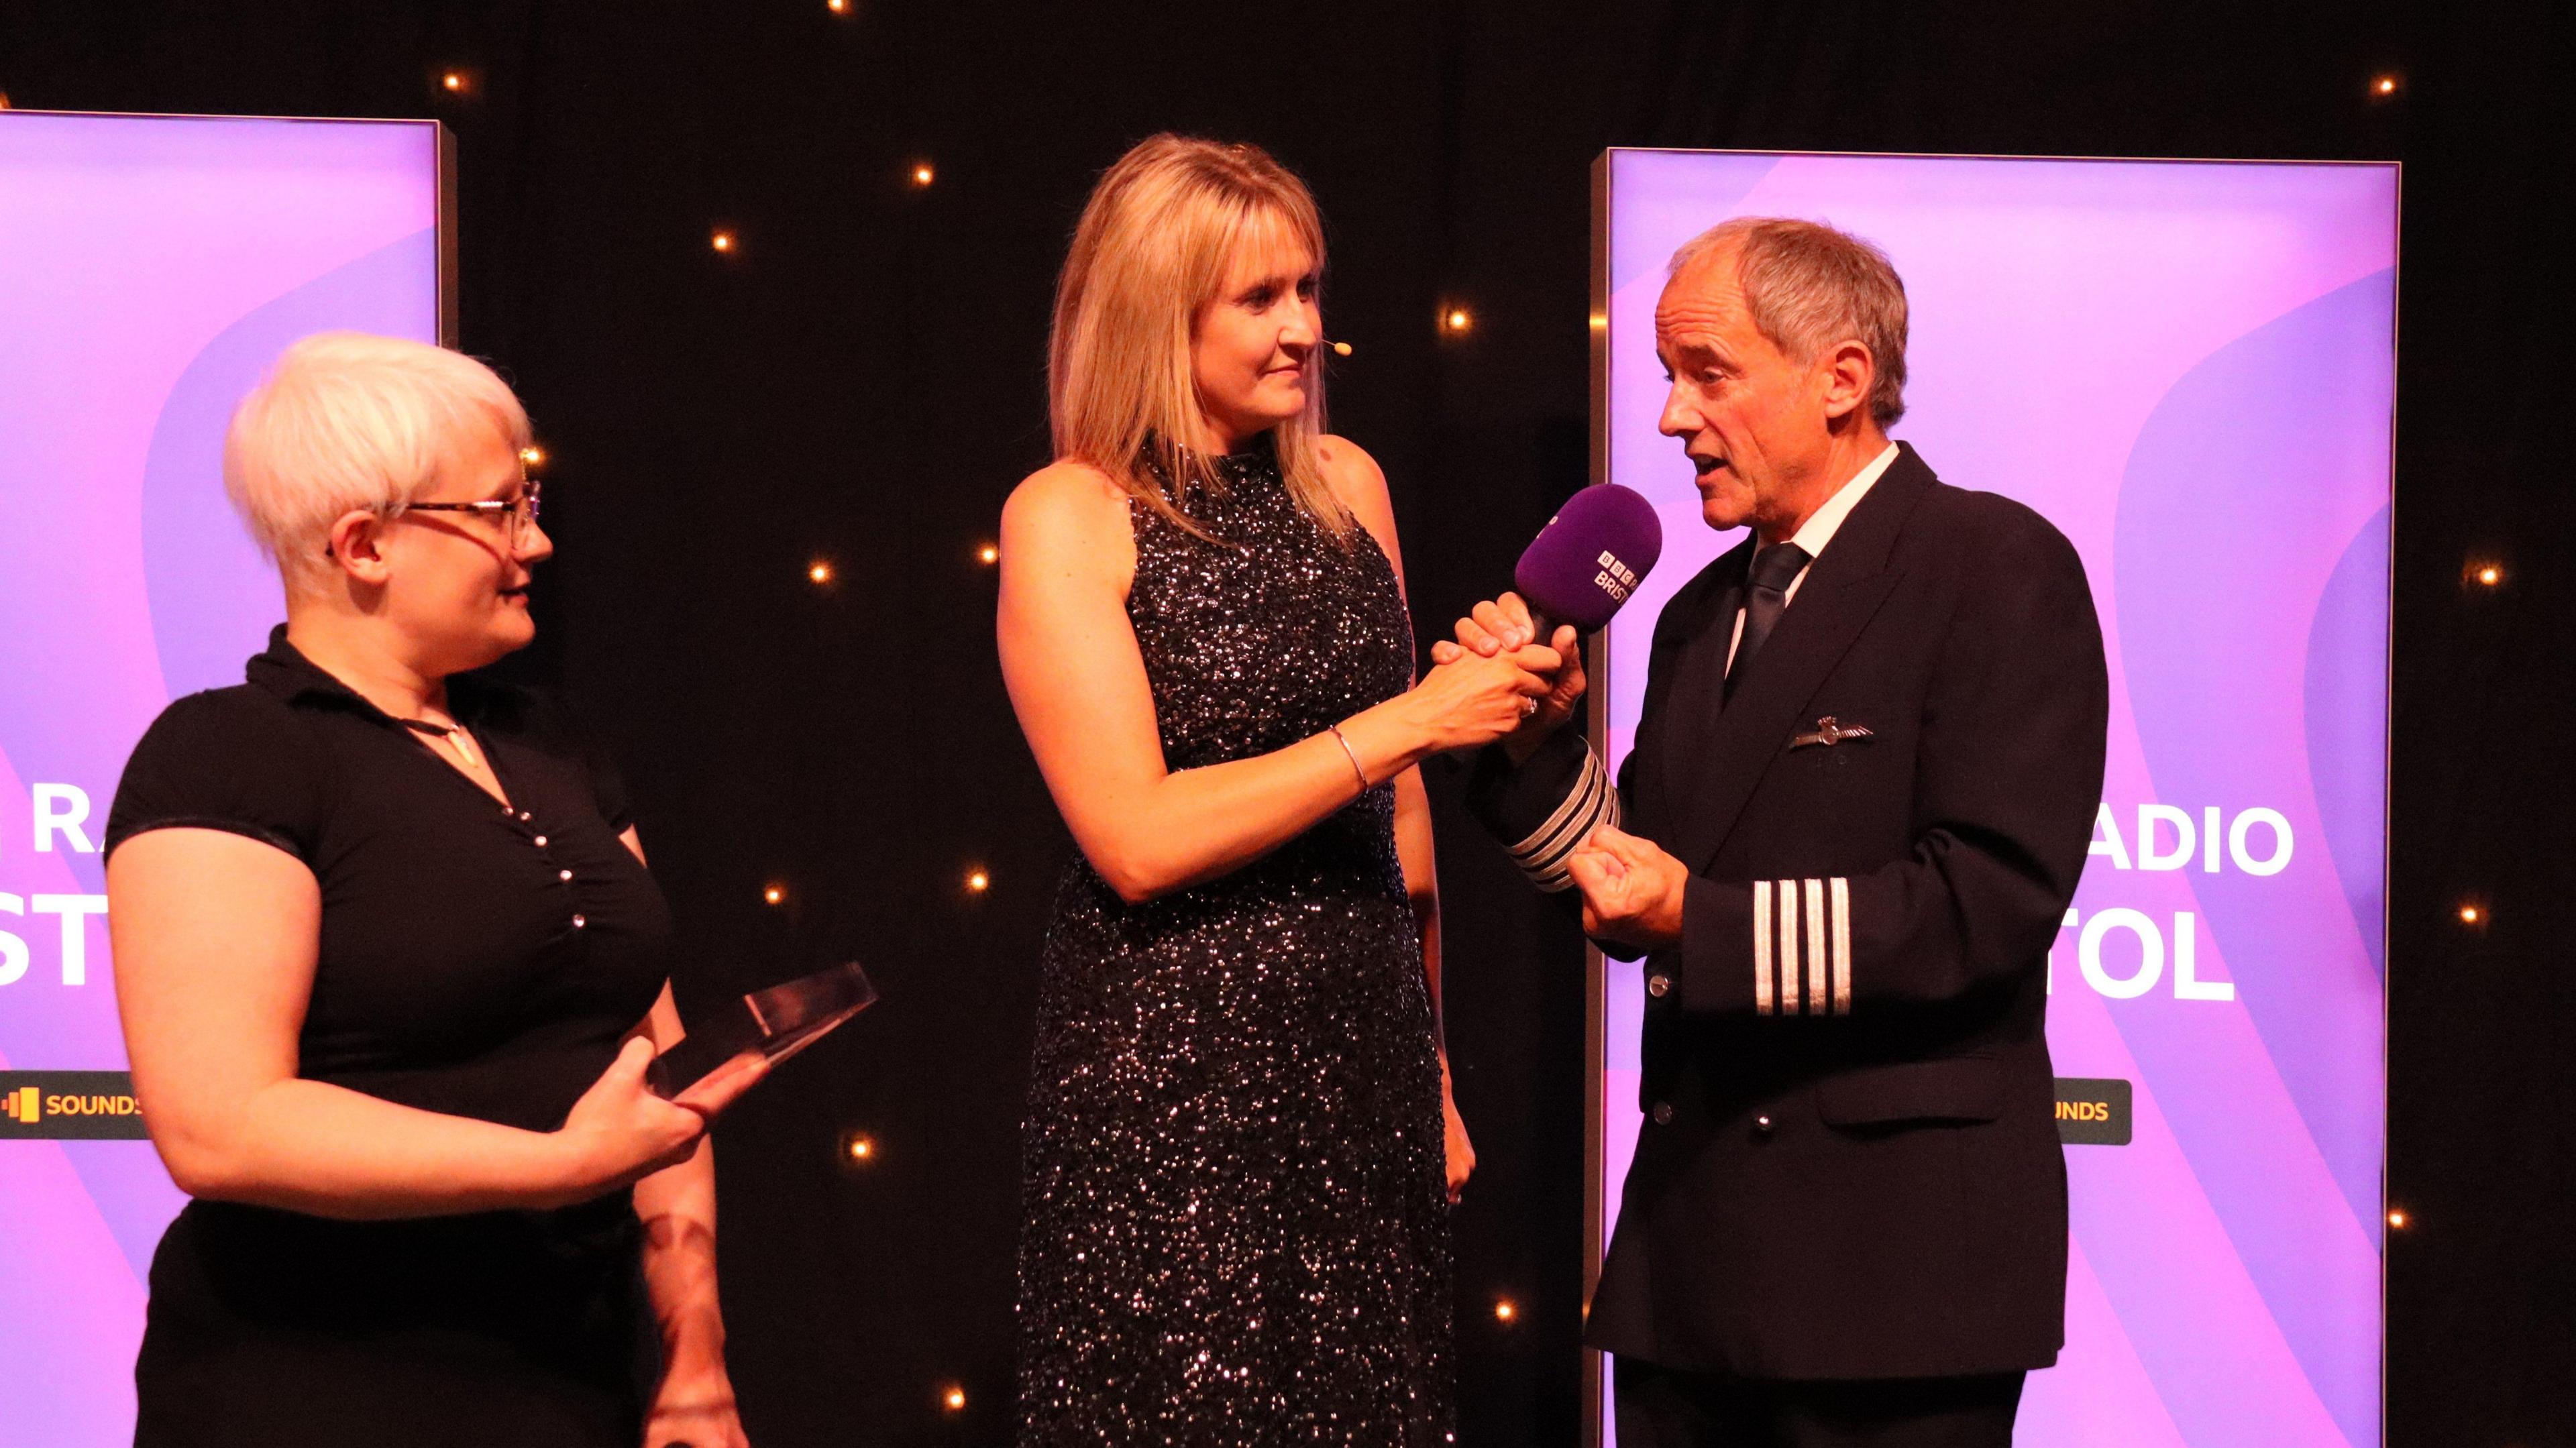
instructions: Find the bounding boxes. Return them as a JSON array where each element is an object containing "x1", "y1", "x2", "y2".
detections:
[{"x1": 1017, "y1": 440, "x2": 1455, "y2": 1445}]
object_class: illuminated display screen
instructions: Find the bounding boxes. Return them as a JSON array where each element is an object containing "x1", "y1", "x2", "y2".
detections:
[
  {"x1": 1594, "y1": 150, "x2": 2394, "y2": 1448},
  {"x1": 0, "y1": 110, "x2": 443, "y2": 1447}
]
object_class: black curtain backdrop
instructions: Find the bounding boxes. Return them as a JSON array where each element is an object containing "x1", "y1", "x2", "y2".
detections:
[{"x1": 4, "y1": 3, "x2": 2569, "y2": 1444}]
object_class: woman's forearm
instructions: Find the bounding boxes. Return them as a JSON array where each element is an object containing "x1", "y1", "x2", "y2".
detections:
[
  {"x1": 1080, "y1": 702, "x2": 1432, "y2": 903},
  {"x1": 1419, "y1": 899, "x2": 1446, "y2": 1050},
  {"x1": 164, "y1": 1075, "x2": 584, "y2": 1220},
  {"x1": 1391, "y1": 765, "x2": 1446, "y2": 1046},
  {"x1": 632, "y1": 974, "x2": 732, "y2": 1386},
  {"x1": 635, "y1": 1136, "x2": 727, "y2": 1373}
]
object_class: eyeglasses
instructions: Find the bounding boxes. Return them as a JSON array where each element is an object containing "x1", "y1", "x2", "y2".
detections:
[{"x1": 402, "y1": 480, "x2": 544, "y2": 550}]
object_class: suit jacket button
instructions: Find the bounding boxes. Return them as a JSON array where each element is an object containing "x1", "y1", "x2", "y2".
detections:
[
  {"x1": 1646, "y1": 973, "x2": 1672, "y2": 999},
  {"x1": 1754, "y1": 1113, "x2": 1774, "y2": 1134},
  {"x1": 1650, "y1": 1103, "x2": 1674, "y2": 1126}
]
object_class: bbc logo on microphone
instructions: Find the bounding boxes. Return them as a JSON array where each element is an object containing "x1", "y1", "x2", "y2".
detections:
[
  {"x1": 1593, "y1": 550, "x2": 1640, "y2": 604},
  {"x1": 0, "y1": 1072, "x2": 150, "y2": 1139}
]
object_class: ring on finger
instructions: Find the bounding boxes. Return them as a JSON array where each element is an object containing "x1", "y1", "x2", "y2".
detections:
[{"x1": 1520, "y1": 697, "x2": 1540, "y2": 717}]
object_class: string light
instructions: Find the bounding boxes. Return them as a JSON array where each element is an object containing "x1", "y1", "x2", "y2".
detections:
[
  {"x1": 2387, "y1": 1208, "x2": 2408, "y2": 1228},
  {"x1": 966, "y1": 869, "x2": 991, "y2": 893},
  {"x1": 841, "y1": 1131, "x2": 875, "y2": 1164},
  {"x1": 711, "y1": 229, "x2": 737, "y2": 254},
  {"x1": 441, "y1": 70, "x2": 468, "y2": 94},
  {"x1": 2458, "y1": 903, "x2": 2483, "y2": 925},
  {"x1": 1442, "y1": 307, "x2": 1474, "y2": 335},
  {"x1": 1493, "y1": 1298, "x2": 1518, "y2": 1323},
  {"x1": 2372, "y1": 74, "x2": 2400, "y2": 97},
  {"x1": 1589, "y1": 313, "x2": 1608, "y2": 331},
  {"x1": 2469, "y1": 561, "x2": 2502, "y2": 588},
  {"x1": 910, "y1": 162, "x2": 936, "y2": 188},
  {"x1": 763, "y1": 884, "x2": 786, "y2": 905},
  {"x1": 827, "y1": 0, "x2": 850, "y2": 11},
  {"x1": 519, "y1": 445, "x2": 547, "y2": 467},
  {"x1": 942, "y1": 1385, "x2": 967, "y2": 1412},
  {"x1": 977, "y1": 543, "x2": 999, "y2": 565},
  {"x1": 808, "y1": 559, "x2": 835, "y2": 585}
]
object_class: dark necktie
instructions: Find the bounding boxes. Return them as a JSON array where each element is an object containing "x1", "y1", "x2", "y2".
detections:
[{"x1": 1725, "y1": 541, "x2": 1811, "y2": 701}]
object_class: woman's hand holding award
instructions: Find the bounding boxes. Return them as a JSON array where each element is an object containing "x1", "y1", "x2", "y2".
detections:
[{"x1": 649, "y1": 961, "x2": 879, "y2": 1114}]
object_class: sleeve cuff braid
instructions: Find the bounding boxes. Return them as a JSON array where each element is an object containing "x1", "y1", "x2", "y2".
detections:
[{"x1": 1502, "y1": 744, "x2": 1621, "y2": 893}]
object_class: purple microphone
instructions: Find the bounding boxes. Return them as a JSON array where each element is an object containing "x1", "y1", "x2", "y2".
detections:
[{"x1": 1512, "y1": 484, "x2": 1664, "y2": 633}]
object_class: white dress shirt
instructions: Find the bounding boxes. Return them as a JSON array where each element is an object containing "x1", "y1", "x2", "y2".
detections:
[{"x1": 1723, "y1": 442, "x2": 1900, "y2": 674}]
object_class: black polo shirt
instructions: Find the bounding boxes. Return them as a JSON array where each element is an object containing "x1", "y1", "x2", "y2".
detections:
[{"x1": 106, "y1": 627, "x2": 670, "y2": 1133}]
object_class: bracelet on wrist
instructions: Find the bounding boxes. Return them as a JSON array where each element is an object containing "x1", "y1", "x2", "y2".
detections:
[{"x1": 1326, "y1": 723, "x2": 1373, "y2": 797}]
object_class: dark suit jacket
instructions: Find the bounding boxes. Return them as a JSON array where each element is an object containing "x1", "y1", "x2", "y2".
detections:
[{"x1": 1470, "y1": 443, "x2": 2108, "y2": 1380}]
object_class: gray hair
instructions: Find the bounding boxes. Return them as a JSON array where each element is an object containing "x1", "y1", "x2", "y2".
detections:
[
  {"x1": 1668, "y1": 217, "x2": 1909, "y2": 428},
  {"x1": 223, "y1": 332, "x2": 532, "y2": 589}
]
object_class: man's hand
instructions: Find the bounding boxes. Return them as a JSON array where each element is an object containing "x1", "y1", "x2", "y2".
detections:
[
  {"x1": 1428, "y1": 591, "x2": 1587, "y2": 763},
  {"x1": 1566, "y1": 824, "x2": 1688, "y2": 950}
]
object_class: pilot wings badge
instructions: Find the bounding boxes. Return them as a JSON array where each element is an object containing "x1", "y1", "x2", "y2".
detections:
[{"x1": 1789, "y1": 716, "x2": 1875, "y2": 750}]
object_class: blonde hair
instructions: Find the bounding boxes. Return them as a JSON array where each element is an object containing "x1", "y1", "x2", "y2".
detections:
[
  {"x1": 1670, "y1": 217, "x2": 1910, "y2": 428},
  {"x1": 223, "y1": 332, "x2": 533, "y2": 588},
  {"x1": 1049, "y1": 135, "x2": 1349, "y2": 539}
]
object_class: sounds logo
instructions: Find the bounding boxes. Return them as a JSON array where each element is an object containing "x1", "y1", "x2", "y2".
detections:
[
  {"x1": 2053, "y1": 1077, "x2": 2133, "y2": 1146},
  {"x1": 0, "y1": 1072, "x2": 150, "y2": 1140}
]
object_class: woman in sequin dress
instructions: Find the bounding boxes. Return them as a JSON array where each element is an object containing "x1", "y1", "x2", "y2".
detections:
[{"x1": 996, "y1": 136, "x2": 1566, "y2": 1445}]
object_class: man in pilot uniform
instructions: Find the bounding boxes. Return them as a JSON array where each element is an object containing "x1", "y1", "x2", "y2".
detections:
[{"x1": 1442, "y1": 217, "x2": 2108, "y2": 1445}]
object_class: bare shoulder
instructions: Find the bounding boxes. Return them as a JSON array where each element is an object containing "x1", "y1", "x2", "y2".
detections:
[
  {"x1": 1316, "y1": 434, "x2": 1401, "y2": 559},
  {"x1": 1004, "y1": 459, "x2": 1131, "y2": 535},
  {"x1": 1316, "y1": 434, "x2": 1393, "y2": 514},
  {"x1": 1002, "y1": 460, "x2": 1136, "y2": 577}
]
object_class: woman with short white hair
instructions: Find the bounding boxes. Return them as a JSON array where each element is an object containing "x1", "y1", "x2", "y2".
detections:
[{"x1": 105, "y1": 331, "x2": 760, "y2": 1448}]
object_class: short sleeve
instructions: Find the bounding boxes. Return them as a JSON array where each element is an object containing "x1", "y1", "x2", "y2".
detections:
[{"x1": 104, "y1": 687, "x2": 327, "y2": 862}]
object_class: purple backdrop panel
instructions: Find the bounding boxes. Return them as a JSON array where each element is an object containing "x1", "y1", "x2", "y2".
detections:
[
  {"x1": 0, "y1": 111, "x2": 441, "y2": 1448},
  {"x1": 1596, "y1": 151, "x2": 2394, "y2": 1448}
]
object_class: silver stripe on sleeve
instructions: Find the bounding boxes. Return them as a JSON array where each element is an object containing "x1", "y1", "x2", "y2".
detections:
[
  {"x1": 1831, "y1": 877, "x2": 1853, "y2": 1015},
  {"x1": 1803, "y1": 879, "x2": 1828, "y2": 1016},
  {"x1": 1507, "y1": 745, "x2": 1620, "y2": 893},
  {"x1": 1509, "y1": 749, "x2": 1601, "y2": 864},
  {"x1": 1776, "y1": 880, "x2": 1802, "y2": 1015},
  {"x1": 1520, "y1": 767, "x2": 1604, "y2": 893},
  {"x1": 1753, "y1": 880, "x2": 1774, "y2": 1016},
  {"x1": 1525, "y1": 757, "x2": 1609, "y2": 872}
]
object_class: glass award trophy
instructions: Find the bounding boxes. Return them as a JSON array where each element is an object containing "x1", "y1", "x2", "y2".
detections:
[{"x1": 647, "y1": 960, "x2": 878, "y2": 1099}]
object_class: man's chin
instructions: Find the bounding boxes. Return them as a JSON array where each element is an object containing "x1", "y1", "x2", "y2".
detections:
[{"x1": 1699, "y1": 497, "x2": 1755, "y2": 533}]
